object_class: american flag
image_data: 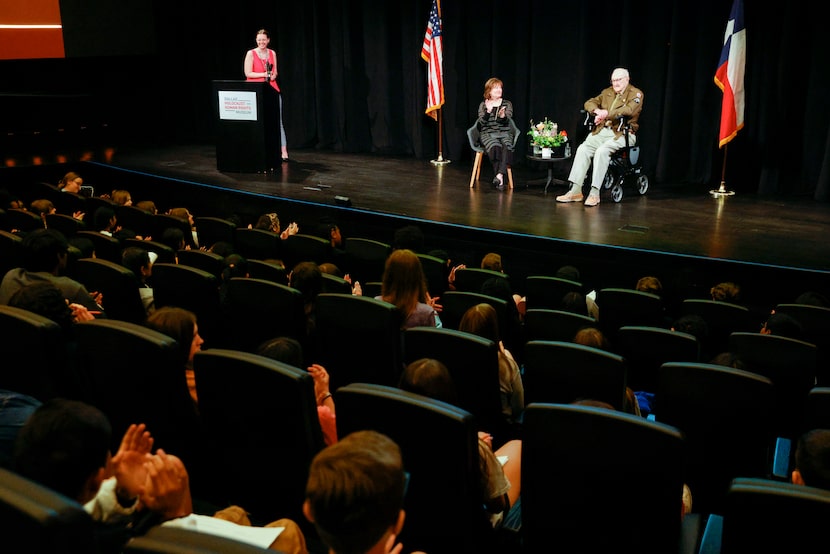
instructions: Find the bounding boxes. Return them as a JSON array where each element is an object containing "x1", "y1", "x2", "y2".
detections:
[{"x1": 421, "y1": 0, "x2": 444, "y2": 120}]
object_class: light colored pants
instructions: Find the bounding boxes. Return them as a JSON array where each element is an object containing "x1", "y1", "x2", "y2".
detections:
[{"x1": 567, "y1": 127, "x2": 636, "y2": 193}]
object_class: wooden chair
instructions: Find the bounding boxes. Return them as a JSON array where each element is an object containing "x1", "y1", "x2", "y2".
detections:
[
  {"x1": 522, "y1": 403, "x2": 685, "y2": 554},
  {"x1": 467, "y1": 117, "x2": 520, "y2": 189}
]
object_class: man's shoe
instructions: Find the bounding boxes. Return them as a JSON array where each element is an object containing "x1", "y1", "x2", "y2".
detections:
[
  {"x1": 556, "y1": 192, "x2": 584, "y2": 203},
  {"x1": 584, "y1": 194, "x2": 600, "y2": 207}
]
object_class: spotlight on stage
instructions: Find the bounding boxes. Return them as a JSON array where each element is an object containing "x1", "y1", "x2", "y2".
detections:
[{"x1": 334, "y1": 195, "x2": 352, "y2": 207}]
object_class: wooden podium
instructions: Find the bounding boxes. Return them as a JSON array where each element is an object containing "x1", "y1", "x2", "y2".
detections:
[{"x1": 212, "y1": 80, "x2": 280, "y2": 173}]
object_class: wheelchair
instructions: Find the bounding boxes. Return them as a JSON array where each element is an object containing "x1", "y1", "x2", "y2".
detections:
[{"x1": 583, "y1": 110, "x2": 649, "y2": 203}]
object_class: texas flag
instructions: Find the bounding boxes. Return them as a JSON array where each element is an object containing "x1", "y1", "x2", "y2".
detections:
[{"x1": 714, "y1": 0, "x2": 746, "y2": 148}]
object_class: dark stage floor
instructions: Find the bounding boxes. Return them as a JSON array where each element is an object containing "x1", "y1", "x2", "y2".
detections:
[{"x1": 103, "y1": 142, "x2": 830, "y2": 274}]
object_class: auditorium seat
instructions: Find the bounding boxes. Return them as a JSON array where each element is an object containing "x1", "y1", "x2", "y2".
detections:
[
  {"x1": 193, "y1": 216, "x2": 236, "y2": 251},
  {"x1": 343, "y1": 237, "x2": 390, "y2": 285},
  {"x1": 522, "y1": 403, "x2": 685, "y2": 554},
  {"x1": 72, "y1": 257, "x2": 147, "y2": 324},
  {"x1": 176, "y1": 248, "x2": 225, "y2": 278},
  {"x1": 438, "y1": 290, "x2": 508, "y2": 332},
  {"x1": 336, "y1": 383, "x2": 495, "y2": 554},
  {"x1": 192, "y1": 349, "x2": 324, "y2": 526},
  {"x1": 615, "y1": 325, "x2": 700, "y2": 393},
  {"x1": 524, "y1": 275, "x2": 583, "y2": 310},
  {"x1": 523, "y1": 308, "x2": 596, "y2": 342},
  {"x1": 150, "y1": 263, "x2": 221, "y2": 344}
]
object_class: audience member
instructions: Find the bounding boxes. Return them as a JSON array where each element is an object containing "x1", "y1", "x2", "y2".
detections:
[
  {"x1": 319, "y1": 262, "x2": 361, "y2": 296},
  {"x1": 392, "y1": 224, "x2": 425, "y2": 252},
  {"x1": 0, "y1": 228, "x2": 104, "y2": 314},
  {"x1": 218, "y1": 253, "x2": 248, "y2": 306},
  {"x1": 304, "y1": 430, "x2": 422, "y2": 554},
  {"x1": 398, "y1": 358, "x2": 522, "y2": 529},
  {"x1": 121, "y1": 247, "x2": 156, "y2": 315},
  {"x1": 144, "y1": 307, "x2": 204, "y2": 406},
  {"x1": 635, "y1": 275, "x2": 663, "y2": 296},
  {"x1": 29, "y1": 198, "x2": 55, "y2": 227},
  {"x1": 708, "y1": 351, "x2": 747, "y2": 370},
  {"x1": 561, "y1": 291, "x2": 590, "y2": 317},
  {"x1": 573, "y1": 326, "x2": 641, "y2": 416},
  {"x1": 710, "y1": 281, "x2": 741, "y2": 303},
  {"x1": 0, "y1": 389, "x2": 41, "y2": 469},
  {"x1": 135, "y1": 200, "x2": 158, "y2": 215},
  {"x1": 13, "y1": 398, "x2": 308, "y2": 553},
  {"x1": 377, "y1": 249, "x2": 440, "y2": 329},
  {"x1": 792, "y1": 429, "x2": 830, "y2": 490},
  {"x1": 794, "y1": 290, "x2": 830, "y2": 307},
  {"x1": 57, "y1": 171, "x2": 84, "y2": 193},
  {"x1": 94, "y1": 207, "x2": 120, "y2": 237},
  {"x1": 159, "y1": 227, "x2": 187, "y2": 260},
  {"x1": 208, "y1": 240, "x2": 236, "y2": 258},
  {"x1": 110, "y1": 190, "x2": 133, "y2": 206},
  {"x1": 256, "y1": 336, "x2": 337, "y2": 446},
  {"x1": 556, "y1": 264, "x2": 598, "y2": 318},
  {"x1": 168, "y1": 207, "x2": 200, "y2": 248},
  {"x1": 251, "y1": 212, "x2": 299, "y2": 240},
  {"x1": 458, "y1": 303, "x2": 524, "y2": 426},
  {"x1": 289, "y1": 261, "x2": 324, "y2": 357},
  {"x1": 760, "y1": 312, "x2": 805, "y2": 340}
]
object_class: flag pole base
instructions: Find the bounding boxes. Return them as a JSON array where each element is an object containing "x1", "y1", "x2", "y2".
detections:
[
  {"x1": 710, "y1": 181, "x2": 735, "y2": 197},
  {"x1": 430, "y1": 153, "x2": 451, "y2": 166}
]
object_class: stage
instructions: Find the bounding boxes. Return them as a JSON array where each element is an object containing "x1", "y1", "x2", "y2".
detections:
[{"x1": 102, "y1": 142, "x2": 830, "y2": 274}]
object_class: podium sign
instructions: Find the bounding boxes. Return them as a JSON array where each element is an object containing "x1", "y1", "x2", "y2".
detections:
[{"x1": 212, "y1": 80, "x2": 280, "y2": 172}]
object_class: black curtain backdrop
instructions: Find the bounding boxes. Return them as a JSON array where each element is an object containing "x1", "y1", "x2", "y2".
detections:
[{"x1": 3, "y1": 1, "x2": 829, "y2": 200}]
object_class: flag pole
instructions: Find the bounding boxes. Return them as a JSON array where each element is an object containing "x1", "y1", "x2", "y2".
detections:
[
  {"x1": 431, "y1": 108, "x2": 450, "y2": 166},
  {"x1": 710, "y1": 144, "x2": 736, "y2": 197}
]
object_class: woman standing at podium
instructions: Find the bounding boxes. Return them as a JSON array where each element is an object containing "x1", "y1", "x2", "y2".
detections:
[{"x1": 244, "y1": 28, "x2": 289, "y2": 162}]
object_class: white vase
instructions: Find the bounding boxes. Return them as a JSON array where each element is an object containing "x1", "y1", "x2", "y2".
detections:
[{"x1": 541, "y1": 147, "x2": 552, "y2": 159}]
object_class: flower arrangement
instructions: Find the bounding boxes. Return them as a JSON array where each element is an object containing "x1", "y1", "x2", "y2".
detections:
[{"x1": 528, "y1": 118, "x2": 568, "y2": 149}]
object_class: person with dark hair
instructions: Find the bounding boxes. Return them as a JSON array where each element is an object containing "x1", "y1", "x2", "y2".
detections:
[
  {"x1": 250, "y1": 212, "x2": 299, "y2": 240},
  {"x1": 14, "y1": 398, "x2": 307, "y2": 553},
  {"x1": 794, "y1": 291, "x2": 830, "y2": 308},
  {"x1": 303, "y1": 430, "x2": 421, "y2": 554},
  {"x1": 257, "y1": 336, "x2": 337, "y2": 446},
  {"x1": 121, "y1": 246, "x2": 155, "y2": 315},
  {"x1": 289, "y1": 261, "x2": 324, "y2": 352},
  {"x1": 244, "y1": 28, "x2": 289, "y2": 162},
  {"x1": 398, "y1": 359, "x2": 522, "y2": 530},
  {"x1": 792, "y1": 428, "x2": 830, "y2": 491},
  {"x1": 761, "y1": 312, "x2": 804, "y2": 340},
  {"x1": 160, "y1": 227, "x2": 186, "y2": 261},
  {"x1": 0, "y1": 228, "x2": 104, "y2": 313},
  {"x1": 218, "y1": 253, "x2": 248, "y2": 306},
  {"x1": 93, "y1": 206, "x2": 120, "y2": 237},
  {"x1": 144, "y1": 307, "x2": 204, "y2": 406},
  {"x1": 392, "y1": 224, "x2": 425, "y2": 252}
]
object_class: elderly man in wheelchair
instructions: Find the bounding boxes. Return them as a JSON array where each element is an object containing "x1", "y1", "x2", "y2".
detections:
[{"x1": 556, "y1": 67, "x2": 646, "y2": 207}]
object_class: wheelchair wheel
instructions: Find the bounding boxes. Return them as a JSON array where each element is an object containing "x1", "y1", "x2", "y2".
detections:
[
  {"x1": 637, "y1": 174, "x2": 649, "y2": 195},
  {"x1": 611, "y1": 182, "x2": 624, "y2": 202},
  {"x1": 602, "y1": 171, "x2": 614, "y2": 190}
]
